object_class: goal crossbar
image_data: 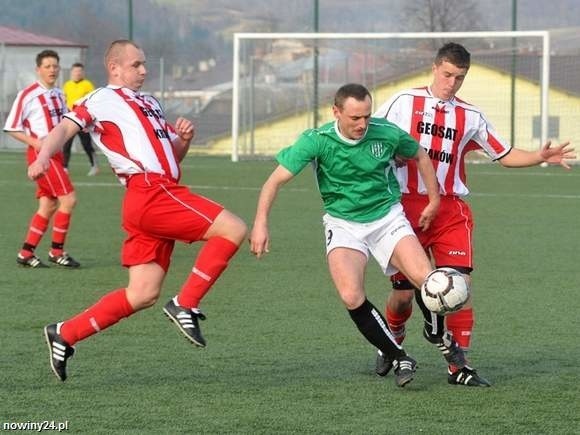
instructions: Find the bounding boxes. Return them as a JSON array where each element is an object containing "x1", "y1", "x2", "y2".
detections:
[{"x1": 232, "y1": 31, "x2": 550, "y2": 161}]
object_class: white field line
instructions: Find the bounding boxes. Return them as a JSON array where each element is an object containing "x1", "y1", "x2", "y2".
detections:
[
  {"x1": 0, "y1": 158, "x2": 578, "y2": 197},
  {"x1": 1, "y1": 179, "x2": 578, "y2": 199}
]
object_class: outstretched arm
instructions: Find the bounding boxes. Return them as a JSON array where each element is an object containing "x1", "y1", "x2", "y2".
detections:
[
  {"x1": 499, "y1": 141, "x2": 576, "y2": 169},
  {"x1": 413, "y1": 147, "x2": 440, "y2": 231},
  {"x1": 249, "y1": 165, "x2": 295, "y2": 259},
  {"x1": 28, "y1": 118, "x2": 81, "y2": 180}
]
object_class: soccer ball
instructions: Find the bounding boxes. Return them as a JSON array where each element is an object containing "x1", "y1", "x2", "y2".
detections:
[{"x1": 420, "y1": 268, "x2": 470, "y2": 315}]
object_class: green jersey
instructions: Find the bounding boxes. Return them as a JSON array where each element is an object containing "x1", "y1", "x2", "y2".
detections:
[{"x1": 277, "y1": 118, "x2": 419, "y2": 223}]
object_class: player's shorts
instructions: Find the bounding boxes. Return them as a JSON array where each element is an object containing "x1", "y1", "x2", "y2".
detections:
[
  {"x1": 390, "y1": 193, "x2": 474, "y2": 288},
  {"x1": 322, "y1": 203, "x2": 416, "y2": 276},
  {"x1": 27, "y1": 148, "x2": 74, "y2": 198},
  {"x1": 121, "y1": 173, "x2": 224, "y2": 272}
]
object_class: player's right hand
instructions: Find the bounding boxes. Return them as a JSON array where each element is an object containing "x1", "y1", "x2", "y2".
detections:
[
  {"x1": 249, "y1": 225, "x2": 270, "y2": 259},
  {"x1": 28, "y1": 158, "x2": 50, "y2": 180}
]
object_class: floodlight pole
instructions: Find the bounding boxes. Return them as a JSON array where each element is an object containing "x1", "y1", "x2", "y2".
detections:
[
  {"x1": 510, "y1": 0, "x2": 517, "y2": 147},
  {"x1": 313, "y1": 0, "x2": 320, "y2": 128},
  {"x1": 128, "y1": 0, "x2": 134, "y2": 40}
]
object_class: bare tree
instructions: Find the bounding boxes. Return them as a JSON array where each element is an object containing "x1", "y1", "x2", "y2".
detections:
[
  {"x1": 403, "y1": 0, "x2": 485, "y2": 31},
  {"x1": 401, "y1": 0, "x2": 487, "y2": 49}
]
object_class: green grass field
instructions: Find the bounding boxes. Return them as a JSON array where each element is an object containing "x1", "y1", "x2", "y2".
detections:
[{"x1": 0, "y1": 151, "x2": 579, "y2": 434}]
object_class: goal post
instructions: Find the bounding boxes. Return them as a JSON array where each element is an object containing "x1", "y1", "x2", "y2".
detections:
[{"x1": 231, "y1": 31, "x2": 550, "y2": 162}]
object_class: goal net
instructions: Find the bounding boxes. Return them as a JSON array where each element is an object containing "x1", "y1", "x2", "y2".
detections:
[{"x1": 230, "y1": 31, "x2": 558, "y2": 161}]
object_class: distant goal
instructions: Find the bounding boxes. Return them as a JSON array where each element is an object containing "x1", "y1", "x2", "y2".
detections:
[{"x1": 231, "y1": 31, "x2": 552, "y2": 161}]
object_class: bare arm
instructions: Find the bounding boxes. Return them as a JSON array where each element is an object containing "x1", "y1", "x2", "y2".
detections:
[
  {"x1": 28, "y1": 119, "x2": 81, "y2": 180},
  {"x1": 171, "y1": 117, "x2": 195, "y2": 162},
  {"x1": 413, "y1": 147, "x2": 440, "y2": 231},
  {"x1": 499, "y1": 141, "x2": 576, "y2": 169},
  {"x1": 249, "y1": 165, "x2": 295, "y2": 258},
  {"x1": 6, "y1": 131, "x2": 42, "y2": 150}
]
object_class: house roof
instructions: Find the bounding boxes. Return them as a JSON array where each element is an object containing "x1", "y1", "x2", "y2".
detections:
[
  {"x1": 480, "y1": 54, "x2": 580, "y2": 97},
  {"x1": 0, "y1": 25, "x2": 86, "y2": 47}
]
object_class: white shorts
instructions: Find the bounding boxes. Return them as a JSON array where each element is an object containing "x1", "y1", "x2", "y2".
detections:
[{"x1": 322, "y1": 203, "x2": 416, "y2": 276}]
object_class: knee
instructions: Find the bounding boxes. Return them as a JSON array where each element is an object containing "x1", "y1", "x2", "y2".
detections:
[
  {"x1": 136, "y1": 293, "x2": 160, "y2": 310},
  {"x1": 388, "y1": 290, "x2": 414, "y2": 311},
  {"x1": 213, "y1": 213, "x2": 248, "y2": 245},
  {"x1": 59, "y1": 193, "x2": 77, "y2": 212},
  {"x1": 126, "y1": 285, "x2": 161, "y2": 310},
  {"x1": 43, "y1": 201, "x2": 58, "y2": 216},
  {"x1": 231, "y1": 218, "x2": 248, "y2": 245},
  {"x1": 340, "y1": 291, "x2": 366, "y2": 310}
]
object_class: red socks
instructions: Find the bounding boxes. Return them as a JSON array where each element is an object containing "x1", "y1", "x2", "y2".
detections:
[
  {"x1": 60, "y1": 289, "x2": 135, "y2": 346},
  {"x1": 446, "y1": 308, "x2": 474, "y2": 351},
  {"x1": 177, "y1": 237, "x2": 239, "y2": 309},
  {"x1": 19, "y1": 211, "x2": 72, "y2": 257},
  {"x1": 50, "y1": 211, "x2": 71, "y2": 256},
  {"x1": 386, "y1": 305, "x2": 413, "y2": 344},
  {"x1": 20, "y1": 213, "x2": 48, "y2": 256}
]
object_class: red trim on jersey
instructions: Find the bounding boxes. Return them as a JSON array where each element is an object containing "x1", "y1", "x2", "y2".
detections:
[
  {"x1": 443, "y1": 105, "x2": 466, "y2": 194},
  {"x1": 114, "y1": 89, "x2": 173, "y2": 179},
  {"x1": 71, "y1": 103, "x2": 92, "y2": 126},
  {"x1": 140, "y1": 96, "x2": 181, "y2": 180},
  {"x1": 406, "y1": 95, "x2": 426, "y2": 193},
  {"x1": 430, "y1": 102, "x2": 446, "y2": 175},
  {"x1": 410, "y1": 96, "x2": 425, "y2": 143},
  {"x1": 487, "y1": 130, "x2": 505, "y2": 154},
  {"x1": 23, "y1": 119, "x2": 34, "y2": 137},
  {"x1": 164, "y1": 123, "x2": 182, "y2": 179},
  {"x1": 9, "y1": 83, "x2": 40, "y2": 129},
  {"x1": 36, "y1": 94, "x2": 54, "y2": 131},
  {"x1": 99, "y1": 121, "x2": 145, "y2": 171},
  {"x1": 460, "y1": 140, "x2": 480, "y2": 183}
]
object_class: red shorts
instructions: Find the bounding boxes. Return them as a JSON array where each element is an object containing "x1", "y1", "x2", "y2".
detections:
[
  {"x1": 27, "y1": 147, "x2": 74, "y2": 198},
  {"x1": 391, "y1": 193, "x2": 474, "y2": 285},
  {"x1": 121, "y1": 173, "x2": 224, "y2": 271}
]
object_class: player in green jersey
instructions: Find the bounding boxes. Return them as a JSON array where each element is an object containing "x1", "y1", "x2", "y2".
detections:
[{"x1": 249, "y1": 83, "x2": 440, "y2": 388}]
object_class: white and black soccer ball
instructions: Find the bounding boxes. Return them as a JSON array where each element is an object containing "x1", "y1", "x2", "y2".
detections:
[{"x1": 420, "y1": 267, "x2": 470, "y2": 315}]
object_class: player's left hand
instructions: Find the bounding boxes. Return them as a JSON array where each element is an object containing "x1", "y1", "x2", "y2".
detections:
[
  {"x1": 540, "y1": 141, "x2": 576, "y2": 169},
  {"x1": 393, "y1": 155, "x2": 407, "y2": 168},
  {"x1": 418, "y1": 200, "x2": 439, "y2": 231},
  {"x1": 174, "y1": 117, "x2": 195, "y2": 143}
]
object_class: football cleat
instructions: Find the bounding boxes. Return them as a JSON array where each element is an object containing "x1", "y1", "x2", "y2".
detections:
[
  {"x1": 375, "y1": 350, "x2": 394, "y2": 377},
  {"x1": 448, "y1": 366, "x2": 491, "y2": 387},
  {"x1": 44, "y1": 323, "x2": 75, "y2": 382},
  {"x1": 423, "y1": 329, "x2": 467, "y2": 369},
  {"x1": 393, "y1": 355, "x2": 417, "y2": 387},
  {"x1": 163, "y1": 297, "x2": 207, "y2": 347},
  {"x1": 17, "y1": 253, "x2": 48, "y2": 268},
  {"x1": 87, "y1": 166, "x2": 100, "y2": 176},
  {"x1": 48, "y1": 252, "x2": 81, "y2": 268}
]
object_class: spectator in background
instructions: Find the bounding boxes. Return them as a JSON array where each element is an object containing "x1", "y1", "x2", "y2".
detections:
[
  {"x1": 3, "y1": 49, "x2": 80, "y2": 269},
  {"x1": 62, "y1": 62, "x2": 99, "y2": 176}
]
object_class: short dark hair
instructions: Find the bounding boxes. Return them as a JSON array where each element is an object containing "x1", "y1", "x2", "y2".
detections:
[
  {"x1": 36, "y1": 49, "x2": 59, "y2": 67},
  {"x1": 435, "y1": 42, "x2": 470, "y2": 69},
  {"x1": 104, "y1": 39, "x2": 140, "y2": 66},
  {"x1": 334, "y1": 83, "x2": 372, "y2": 109},
  {"x1": 71, "y1": 62, "x2": 84, "y2": 69}
]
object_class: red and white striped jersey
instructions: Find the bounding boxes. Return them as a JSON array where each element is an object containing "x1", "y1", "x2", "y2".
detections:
[
  {"x1": 373, "y1": 86, "x2": 511, "y2": 196},
  {"x1": 65, "y1": 86, "x2": 180, "y2": 184},
  {"x1": 3, "y1": 82, "x2": 67, "y2": 139}
]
